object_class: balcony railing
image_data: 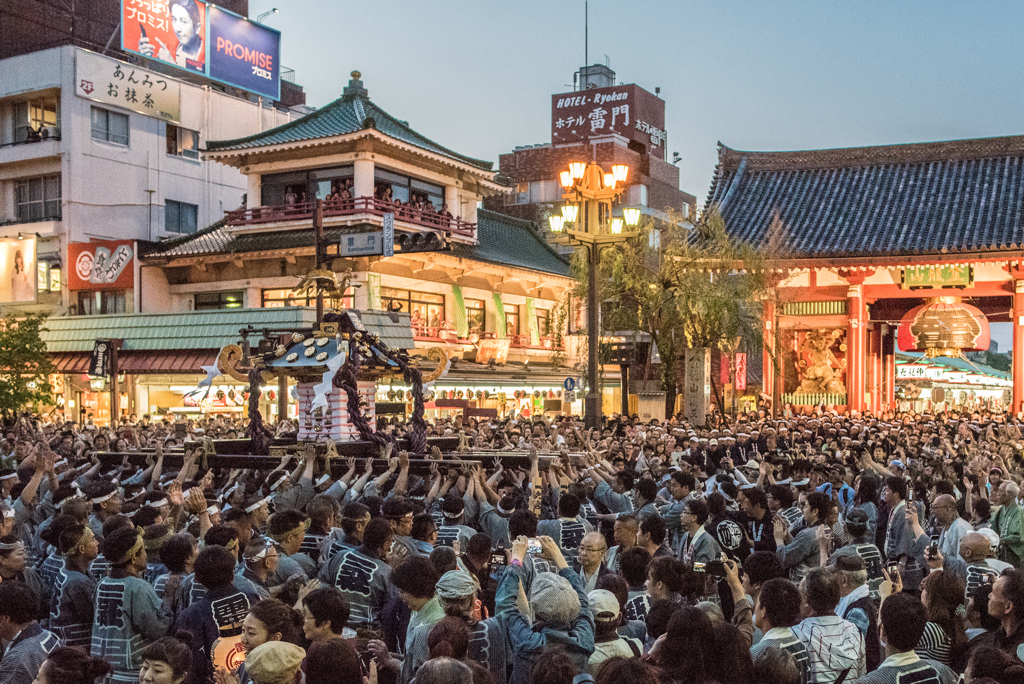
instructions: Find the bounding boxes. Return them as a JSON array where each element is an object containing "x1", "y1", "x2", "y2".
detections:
[
  {"x1": 225, "y1": 196, "x2": 476, "y2": 237},
  {"x1": 412, "y1": 324, "x2": 559, "y2": 350}
]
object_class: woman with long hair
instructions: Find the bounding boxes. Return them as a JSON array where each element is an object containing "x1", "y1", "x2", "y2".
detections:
[
  {"x1": 11, "y1": 249, "x2": 32, "y2": 301},
  {"x1": 651, "y1": 606, "x2": 715, "y2": 684},
  {"x1": 916, "y1": 570, "x2": 967, "y2": 666}
]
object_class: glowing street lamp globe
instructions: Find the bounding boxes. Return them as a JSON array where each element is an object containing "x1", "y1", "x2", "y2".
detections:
[
  {"x1": 561, "y1": 204, "x2": 579, "y2": 222},
  {"x1": 611, "y1": 164, "x2": 629, "y2": 183},
  {"x1": 622, "y1": 207, "x2": 641, "y2": 226},
  {"x1": 548, "y1": 215, "x2": 565, "y2": 232}
]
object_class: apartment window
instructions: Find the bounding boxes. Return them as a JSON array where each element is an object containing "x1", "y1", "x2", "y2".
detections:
[
  {"x1": 166, "y1": 124, "x2": 200, "y2": 159},
  {"x1": 16, "y1": 176, "x2": 61, "y2": 221},
  {"x1": 77, "y1": 291, "x2": 125, "y2": 315},
  {"x1": 195, "y1": 291, "x2": 243, "y2": 310},
  {"x1": 465, "y1": 298, "x2": 485, "y2": 334},
  {"x1": 262, "y1": 288, "x2": 353, "y2": 309},
  {"x1": 165, "y1": 200, "x2": 198, "y2": 234},
  {"x1": 511, "y1": 182, "x2": 529, "y2": 205},
  {"x1": 381, "y1": 288, "x2": 444, "y2": 334},
  {"x1": 536, "y1": 309, "x2": 551, "y2": 337},
  {"x1": 14, "y1": 98, "x2": 57, "y2": 143},
  {"x1": 504, "y1": 304, "x2": 520, "y2": 337},
  {"x1": 507, "y1": 180, "x2": 558, "y2": 205},
  {"x1": 90, "y1": 106, "x2": 129, "y2": 145},
  {"x1": 37, "y1": 261, "x2": 61, "y2": 292}
]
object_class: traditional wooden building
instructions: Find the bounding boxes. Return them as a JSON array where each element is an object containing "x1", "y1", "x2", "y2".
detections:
[
  {"x1": 705, "y1": 135, "x2": 1024, "y2": 415},
  {"x1": 124, "y1": 72, "x2": 581, "y2": 423}
]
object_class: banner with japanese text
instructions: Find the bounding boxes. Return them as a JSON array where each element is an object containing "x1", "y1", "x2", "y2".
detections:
[
  {"x1": 121, "y1": 0, "x2": 207, "y2": 74},
  {"x1": 68, "y1": 240, "x2": 135, "y2": 291},
  {"x1": 75, "y1": 50, "x2": 181, "y2": 123}
]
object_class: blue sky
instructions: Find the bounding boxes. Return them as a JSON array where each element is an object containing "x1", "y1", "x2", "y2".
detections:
[{"x1": 251, "y1": 0, "x2": 1022, "y2": 351}]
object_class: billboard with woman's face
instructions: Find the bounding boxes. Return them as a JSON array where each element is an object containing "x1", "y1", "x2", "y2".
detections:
[
  {"x1": 121, "y1": 0, "x2": 280, "y2": 98},
  {"x1": 122, "y1": 0, "x2": 207, "y2": 74},
  {"x1": 0, "y1": 238, "x2": 36, "y2": 304}
]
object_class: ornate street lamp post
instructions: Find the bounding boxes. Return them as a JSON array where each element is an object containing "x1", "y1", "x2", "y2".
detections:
[{"x1": 548, "y1": 162, "x2": 640, "y2": 429}]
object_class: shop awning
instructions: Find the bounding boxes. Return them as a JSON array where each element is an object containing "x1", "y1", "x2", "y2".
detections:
[
  {"x1": 51, "y1": 350, "x2": 218, "y2": 375},
  {"x1": 40, "y1": 308, "x2": 413, "y2": 353}
]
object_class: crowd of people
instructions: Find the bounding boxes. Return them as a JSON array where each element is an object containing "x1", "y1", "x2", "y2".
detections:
[{"x1": 2, "y1": 408, "x2": 1024, "y2": 684}]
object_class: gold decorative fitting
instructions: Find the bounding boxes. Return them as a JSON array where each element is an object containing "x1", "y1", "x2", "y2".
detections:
[
  {"x1": 291, "y1": 332, "x2": 305, "y2": 342},
  {"x1": 274, "y1": 344, "x2": 287, "y2": 357}
]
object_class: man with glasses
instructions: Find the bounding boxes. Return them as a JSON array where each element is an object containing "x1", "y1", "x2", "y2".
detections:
[
  {"x1": 575, "y1": 531, "x2": 609, "y2": 593},
  {"x1": 928, "y1": 494, "x2": 973, "y2": 561},
  {"x1": 383, "y1": 498, "x2": 417, "y2": 563}
]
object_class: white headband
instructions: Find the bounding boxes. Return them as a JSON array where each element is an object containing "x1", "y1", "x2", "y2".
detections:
[
  {"x1": 148, "y1": 498, "x2": 168, "y2": 509},
  {"x1": 269, "y1": 475, "x2": 287, "y2": 492},
  {"x1": 206, "y1": 505, "x2": 220, "y2": 516},
  {"x1": 244, "y1": 498, "x2": 268, "y2": 513},
  {"x1": 315, "y1": 474, "x2": 331, "y2": 487},
  {"x1": 92, "y1": 492, "x2": 116, "y2": 504},
  {"x1": 0, "y1": 473, "x2": 17, "y2": 482}
]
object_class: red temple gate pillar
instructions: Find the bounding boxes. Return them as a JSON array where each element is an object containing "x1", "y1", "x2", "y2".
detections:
[
  {"x1": 840, "y1": 269, "x2": 874, "y2": 414},
  {"x1": 1014, "y1": 280, "x2": 1024, "y2": 416},
  {"x1": 882, "y1": 323, "x2": 895, "y2": 411},
  {"x1": 847, "y1": 284, "x2": 865, "y2": 412},
  {"x1": 866, "y1": 323, "x2": 881, "y2": 415},
  {"x1": 763, "y1": 298, "x2": 776, "y2": 412}
]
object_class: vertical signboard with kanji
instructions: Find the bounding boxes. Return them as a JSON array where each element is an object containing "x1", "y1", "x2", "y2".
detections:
[
  {"x1": 735, "y1": 353, "x2": 747, "y2": 392},
  {"x1": 76, "y1": 51, "x2": 181, "y2": 123},
  {"x1": 383, "y1": 213, "x2": 395, "y2": 257},
  {"x1": 684, "y1": 348, "x2": 711, "y2": 427}
]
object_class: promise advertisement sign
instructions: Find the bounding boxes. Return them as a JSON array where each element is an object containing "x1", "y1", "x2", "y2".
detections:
[
  {"x1": 120, "y1": 0, "x2": 281, "y2": 99},
  {"x1": 208, "y1": 5, "x2": 281, "y2": 100}
]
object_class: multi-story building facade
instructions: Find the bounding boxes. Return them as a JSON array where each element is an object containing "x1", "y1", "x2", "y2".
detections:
[
  {"x1": 39, "y1": 72, "x2": 582, "y2": 424},
  {"x1": 0, "y1": 45, "x2": 299, "y2": 422},
  {"x1": 484, "y1": 65, "x2": 697, "y2": 229}
]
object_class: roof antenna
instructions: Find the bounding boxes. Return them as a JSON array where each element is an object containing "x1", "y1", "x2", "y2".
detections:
[{"x1": 583, "y1": 0, "x2": 588, "y2": 89}]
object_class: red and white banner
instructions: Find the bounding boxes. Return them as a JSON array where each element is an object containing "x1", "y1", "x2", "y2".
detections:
[{"x1": 69, "y1": 240, "x2": 135, "y2": 290}]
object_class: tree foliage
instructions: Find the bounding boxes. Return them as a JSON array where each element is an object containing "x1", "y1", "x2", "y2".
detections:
[
  {"x1": 0, "y1": 314, "x2": 56, "y2": 416},
  {"x1": 579, "y1": 207, "x2": 777, "y2": 414}
]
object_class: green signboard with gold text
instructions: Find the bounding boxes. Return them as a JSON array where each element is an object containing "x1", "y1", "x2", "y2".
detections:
[{"x1": 901, "y1": 264, "x2": 973, "y2": 290}]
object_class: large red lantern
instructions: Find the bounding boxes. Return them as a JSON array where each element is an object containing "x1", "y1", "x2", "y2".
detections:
[{"x1": 898, "y1": 297, "x2": 989, "y2": 358}]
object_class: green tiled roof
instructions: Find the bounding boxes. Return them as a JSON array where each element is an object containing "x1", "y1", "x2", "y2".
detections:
[
  {"x1": 454, "y1": 210, "x2": 571, "y2": 277},
  {"x1": 896, "y1": 352, "x2": 1010, "y2": 379},
  {"x1": 141, "y1": 211, "x2": 571, "y2": 277},
  {"x1": 40, "y1": 308, "x2": 413, "y2": 353},
  {"x1": 205, "y1": 75, "x2": 493, "y2": 172}
]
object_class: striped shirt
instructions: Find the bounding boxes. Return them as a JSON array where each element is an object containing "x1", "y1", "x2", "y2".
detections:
[
  {"x1": 751, "y1": 627, "x2": 810, "y2": 684},
  {"x1": 849, "y1": 650, "x2": 957, "y2": 684},
  {"x1": 914, "y1": 622, "x2": 952, "y2": 666},
  {"x1": 792, "y1": 615, "x2": 866, "y2": 683}
]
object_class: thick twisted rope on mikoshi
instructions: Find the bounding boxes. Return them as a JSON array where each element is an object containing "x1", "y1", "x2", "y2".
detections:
[
  {"x1": 333, "y1": 342, "x2": 389, "y2": 448},
  {"x1": 388, "y1": 352, "x2": 427, "y2": 456},
  {"x1": 246, "y1": 368, "x2": 271, "y2": 455}
]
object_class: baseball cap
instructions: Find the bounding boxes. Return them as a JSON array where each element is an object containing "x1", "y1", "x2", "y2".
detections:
[{"x1": 588, "y1": 589, "x2": 621, "y2": 621}]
